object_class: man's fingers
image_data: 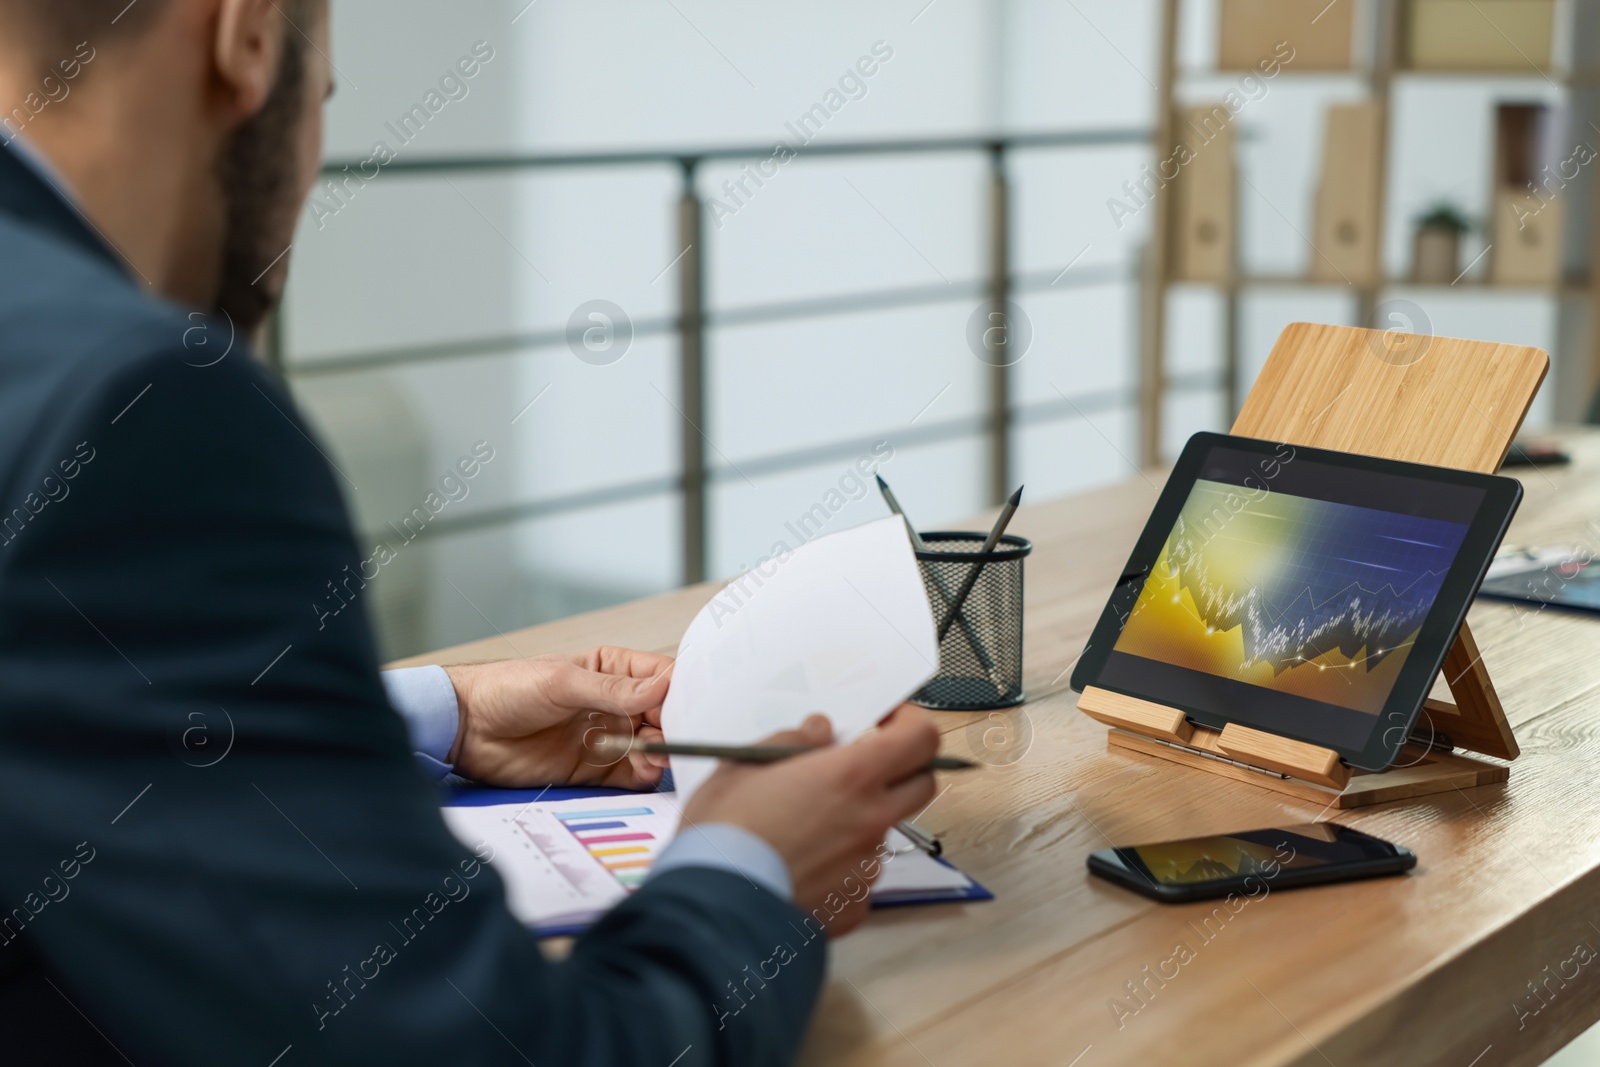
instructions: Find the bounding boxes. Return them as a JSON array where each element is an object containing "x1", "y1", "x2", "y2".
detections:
[
  {"x1": 881, "y1": 769, "x2": 938, "y2": 823},
  {"x1": 577, "y1": 708, "x2": 634, "y2": 765},
  {"x1": 754, "y1": 714, "x2": 834, "y2": 750},
  {"x1": 639, "y1": 664, "x2": 674, "y2": 728},
  {"x1": 622, "y1": 667, "x2": 672, "y2": 715},
  {"x1": 755, "y1": 715, "x2": 833, "y2": 750},
  {"x1": 556, "y1": 648, "x2": 676, "y2": 722},
  {"x1": 849, "y1": 704, "x2": 940, "y2": 784},
  {"x1": 597, "y1": 671, "x2": 657, "y2": 717},
  {"x1": 683, "y1": 717, "x2": 835, "y2": 783},
  {"x1": 626, "y1": 751, "x2": 665, "y2": 784},
  {"x1": 635, "y1": 724, "x2": 670, "y2": 768},
  {"x1": 552, "y1": 664, "x2": 668, "y2": 719},
  {"x1": 797, "y1": 713, "x2": 833, "y2": 746},
  {"x1": 579, "y1": 645, "x2": 676, "y2": 680}
]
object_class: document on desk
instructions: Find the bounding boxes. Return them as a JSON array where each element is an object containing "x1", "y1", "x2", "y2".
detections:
[
  {"x1": 660, "y1": 515, "x2": 940, "y2": 803},
  {"x1": 441, "y1": 792, "x2": 977, "y2": 935}
]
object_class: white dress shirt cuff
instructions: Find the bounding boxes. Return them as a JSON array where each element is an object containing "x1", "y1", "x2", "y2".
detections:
[
  {"x1": 381, "y1": 666, "x2": 461, "y2": 779},
  {"x1": 650, "y1": 823, "x2": 793, "y2": 902}
]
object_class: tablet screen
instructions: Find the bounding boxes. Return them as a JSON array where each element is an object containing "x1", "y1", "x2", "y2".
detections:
[{"x1": 1087, "y1": 437, "x2": 1509, "y2": 765}]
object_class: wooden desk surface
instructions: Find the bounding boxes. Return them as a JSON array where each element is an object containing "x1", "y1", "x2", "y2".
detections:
[{"x1": 394, "y1": 434, "x2": 1600, "y2": 1067}]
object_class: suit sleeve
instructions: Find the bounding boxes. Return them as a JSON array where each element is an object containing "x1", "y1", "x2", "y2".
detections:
[{"x1": 0, "y1": 339, "x2": 826, "y2": 1067}]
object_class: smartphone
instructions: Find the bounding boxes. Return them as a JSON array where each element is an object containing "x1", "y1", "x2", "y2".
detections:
[{"x1": 1086, "y1": 823, "x2": 1416, "y2": 903}]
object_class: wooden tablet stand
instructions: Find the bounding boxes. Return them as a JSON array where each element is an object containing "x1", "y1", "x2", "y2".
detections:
[{"x1": 1079, "y1": 322, "x2": 1547, "y2": 809}]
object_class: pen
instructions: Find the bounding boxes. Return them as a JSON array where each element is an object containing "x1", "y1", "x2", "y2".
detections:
[
  {"x1": 601, "y1": 737, "x2": 977, "y2": 771},
  {"x1": 598, "y1": 737, "x2": 962, "y2": 857},
  {"x1": 893, "y1": 819, "x2": 943, "y2": 857},
  {"x1": 935, "y1": 485, "x2": 1023, "y2": 642},
  {"x1": 876, "y1": 474, "x2": 1000, "y2": 681}
]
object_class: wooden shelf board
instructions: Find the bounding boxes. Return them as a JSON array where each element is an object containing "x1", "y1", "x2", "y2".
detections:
[
  {"x1": 1213, "y1": 275, "x2": 1593, "y2": 295},
  {"x1": 1179, "y1": 67, "x2": 1579, "y2": 82}
]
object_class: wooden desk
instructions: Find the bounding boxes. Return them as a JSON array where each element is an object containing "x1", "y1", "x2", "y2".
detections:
[{"x1": 395, "y1": 434, "x2": 1600, "y2": 1067}]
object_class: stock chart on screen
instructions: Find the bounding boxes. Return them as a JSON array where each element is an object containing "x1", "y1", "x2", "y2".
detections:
[{"x1": 1114, "y1": 480, "x2": 1469, "y2": 714}]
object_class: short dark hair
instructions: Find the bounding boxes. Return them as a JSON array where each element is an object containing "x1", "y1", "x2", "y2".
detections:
[
  {"x1": 0, "y1": 1, "x2": 171, "y2": 58},
  {"x1": 0, "y1": 2, "x2": 313, "y2": 68}
]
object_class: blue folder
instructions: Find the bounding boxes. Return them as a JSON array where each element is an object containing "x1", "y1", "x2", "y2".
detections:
[{"x1": 444, "y1": 777, "x2": 992, "y2": 937}]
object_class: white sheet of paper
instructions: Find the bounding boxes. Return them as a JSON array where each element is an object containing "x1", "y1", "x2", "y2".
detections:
[
  {"x1": 660, "y1": 516, "x2": 939, "y2": 803},
  {"x1": 441, "y1": 796, "x2": 972, "y2": 933}
]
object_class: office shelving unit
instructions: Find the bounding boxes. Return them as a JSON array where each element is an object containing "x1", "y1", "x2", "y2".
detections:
[{"x1": 1144, "y1": 0, "x2": 1600, "y2": 439}]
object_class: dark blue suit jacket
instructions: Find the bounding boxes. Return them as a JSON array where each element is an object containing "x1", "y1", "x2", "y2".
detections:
[{"x1": 0, "y1": 142, "x2": 825, "y2": 1066}]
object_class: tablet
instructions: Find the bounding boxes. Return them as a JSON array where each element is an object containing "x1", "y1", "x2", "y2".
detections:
[{"x1": 1071, "y1": 433, "x2": 1522, "y2": 771}]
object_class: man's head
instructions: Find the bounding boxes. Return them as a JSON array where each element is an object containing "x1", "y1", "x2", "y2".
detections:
[{"x1": 0, "y1": 0, "x2": 332, "y2": 336}]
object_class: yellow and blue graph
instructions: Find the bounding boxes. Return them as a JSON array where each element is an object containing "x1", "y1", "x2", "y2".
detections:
[{"x1": 1116, "y1": 480, "x2": 1468, "y2": 714}]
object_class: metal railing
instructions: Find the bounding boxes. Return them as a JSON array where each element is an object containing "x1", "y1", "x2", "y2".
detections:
[{"x1": 282, "y1": 128, "x2": 1194, "y2": 585}]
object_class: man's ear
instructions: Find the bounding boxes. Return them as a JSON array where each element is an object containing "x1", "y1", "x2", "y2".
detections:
[{"x1": 212, "y1": 0, "x2": 286, "y2": 122}]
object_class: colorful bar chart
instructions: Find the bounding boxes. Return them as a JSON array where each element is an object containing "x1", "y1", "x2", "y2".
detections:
[{"x1": 554, "y1": 805, "x2": 672, "y2": 890}]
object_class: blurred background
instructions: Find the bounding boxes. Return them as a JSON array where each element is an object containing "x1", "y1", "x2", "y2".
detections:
[{"x1": 274, "y1": 0, "x2": 1600, "y2": 661}]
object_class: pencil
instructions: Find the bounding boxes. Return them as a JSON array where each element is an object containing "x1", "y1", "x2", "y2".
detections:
[
  {"x1": 874, "y1": 474, "x2": 931, "y2": 554},
  {"x1": 605, "y1": 738, "x2": 977, "y2": 771},
  {"x1": 935, "y1": 485, "x2": 1023, "y2": 642},
  {"x1": 600, "y1": 738, "x2": 964, "y2": 856},
  {"x1": 876, "y1": 474, "x2": 999, "y2": 680}
]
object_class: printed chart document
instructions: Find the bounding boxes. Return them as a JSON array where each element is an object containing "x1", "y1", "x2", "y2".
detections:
[
  {"x1": 660, "y1": 516, "x2": 940, "y2": 803},
  {"x1": 442, "y1": 792, "x2": 976, "y2": 934}
]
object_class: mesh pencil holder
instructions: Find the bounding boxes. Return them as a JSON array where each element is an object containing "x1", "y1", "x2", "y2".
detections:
[{"x1": 910, "y1": 532, "x2": 1031, "y2": 711}]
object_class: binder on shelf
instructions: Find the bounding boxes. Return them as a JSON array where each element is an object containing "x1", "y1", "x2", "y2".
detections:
[
  {"x1": 1490, "y1": 103, "x2": 1566, "y2": 286},
  {"x1": 1403, "y1": 0, "x2": 1555, "y2": 72},
  {"x1": 1218, "y1": 0, "x2": 1355, "y2": 71},
  {"x1": 1311, "y1": 103, "x2": 1383, "y2": 287},
  {"x1": 1492, "y1": 190, "x2": 1564, "y2": 285},
  {"x1": 1172, "y1": 105, "x2": 1236, "y2": 283}
]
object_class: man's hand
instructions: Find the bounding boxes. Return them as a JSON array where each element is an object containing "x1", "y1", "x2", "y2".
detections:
[
  {"x1": 442, "y1": 647, "x2": 673, "y2": 789},
  {"x1": 680, "y1": 704, "x2": 940, "y2": 936}
]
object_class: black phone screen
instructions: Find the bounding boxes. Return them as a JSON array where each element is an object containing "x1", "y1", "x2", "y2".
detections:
[{"x1": 1116, "y1": 823, "x2": 1404, "y2": 887}]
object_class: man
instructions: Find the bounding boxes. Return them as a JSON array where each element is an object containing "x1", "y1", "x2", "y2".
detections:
[{"x1": 0, "y1": 2, "x2": 941, "y2": 1064}]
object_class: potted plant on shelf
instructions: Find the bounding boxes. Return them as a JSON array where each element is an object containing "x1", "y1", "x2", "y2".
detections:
[{"x1": 1412, "y1": 202, "x2": 1472, "y2": 284}]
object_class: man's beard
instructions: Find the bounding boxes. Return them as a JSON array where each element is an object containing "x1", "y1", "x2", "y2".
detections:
[{"x1": 213, "y1": 36, "x2": 308, "y2": 339}]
